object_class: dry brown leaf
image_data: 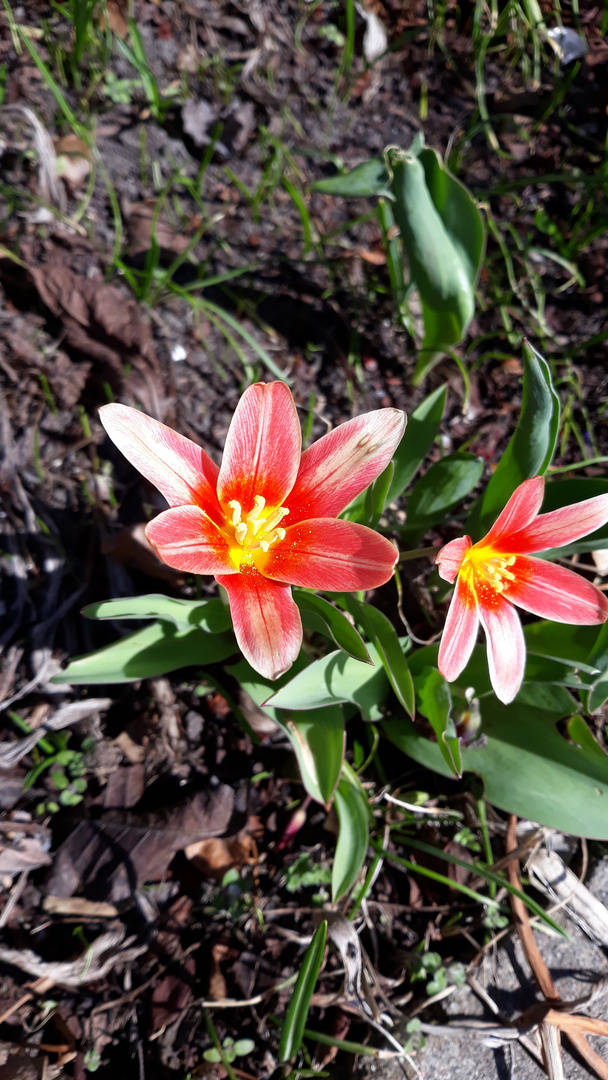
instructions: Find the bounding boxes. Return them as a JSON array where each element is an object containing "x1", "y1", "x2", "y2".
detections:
[
  {"x1": 0, "y1": 822, "x2": 51, "y2": 878},
  {"x1": 102, "y1": 523, "x2": 184, "y2": 585},
  {"x1": 185, "y1": 833, "x2": 255, "y2": 878},
  {"x1": 0, "y1": 926, "x2": 146, "y2": 986}
]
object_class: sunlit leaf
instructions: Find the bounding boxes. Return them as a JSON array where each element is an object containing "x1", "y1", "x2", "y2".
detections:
[
  {"x1": 311, "y1": 158, "x2": 391, "y2": 197},
  {"x1": 469, "y1": 341, "x2": 560, "y2": 537},
  {"x1": 279, "y1": 920, "x2": 327, "y2": 1062},
  {"x1": 414, "y1": 667, "x2": 462, "y2": 777},
  {"x1": 388, "y1": 143, "x2": 485, "y2": 383},
  {"x1": 52, "y1": 622, "x2": 235, "y2": 684},
  {"x1": 266, "y1": 646, "x2": 389, "y2": 721},
  {"x1": 332, "y1": 763, "x2": 370, "y2": 901},
  {"x1": 294, "y1": 591, "x2": 371, "y2": 663},
  {"x1": 229, "y1": 657, "x2": 345, "y2": 805},
  {"x1": 83, "y1": 594, "x2": 231, "y2": 633}
]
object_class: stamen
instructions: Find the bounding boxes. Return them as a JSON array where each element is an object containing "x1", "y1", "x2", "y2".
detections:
[
  {"x1": 264, "y1": 506, "x2": 289, "y2": 532},
  {"x1": 248, "y1": 495, "x2": 266, "y2": 520},
  {"x1": 234, "y1": 522, "x2": 248, "y2": 545},
  {"x1": 228, "y1": 500, "x2": 242, "y2": 527}
]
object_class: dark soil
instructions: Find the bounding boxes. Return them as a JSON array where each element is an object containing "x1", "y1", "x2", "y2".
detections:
[{"x1": 1, "y1": 1, "x2": 607, "y2": 1077}]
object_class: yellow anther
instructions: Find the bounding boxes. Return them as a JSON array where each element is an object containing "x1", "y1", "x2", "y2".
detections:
[
  {"x1": 234, "y1": 522, "x2": 248, "y2": 545},
  {"x1": 228, "y1": 500, "x2": 242, "y2": 527},
  {"x1": 248, "y1": 495, "x2": 266, "y2": 520}
]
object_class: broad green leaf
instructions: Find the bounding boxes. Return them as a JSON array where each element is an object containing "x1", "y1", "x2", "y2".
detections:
[
  {"x1": 584, "y1": 621, "x2": 608, "y2": 712},
  {"x1": 415, "y1": 667, "x2": 462, "y2": 777},
  {"x1": 332, "y1": 763, "x2": 370, "y2": 901},
  {"x1": 387, "y1": 144, "x2": 485, "y2": 383},
  {"x1": 52, "y1": 622, "x2": 235, "y2": 684},
  {"x1": 279, "y1": 920, "x2": 327, "y2": 1062},
  {"x1": 311, "y1": 158, "x2": 391, "y2": 197},
  {"x1": 342, "y1": 598, "x2": 415, "y2": 718},
  {"x1": 386, "y1": 383, "x2": 447, "y2": 504},
  {"x1": 524, "y1": 621, "x2": 604, "y2": 675},
  {"x1": 384, "y1": 695, "x2": 608, "y2": 838},
  {"x1": 470, "y1": 341, "x2": 560, "y2": 537},
  {"x1": 229, "y1": 657, "x2": 344, "y2": 805},
  {"x1": 266, "y1": 647, "x2": 389, "y2": 721},
  {"x1": 83, "y1": 594, "x2": 231, "y2": 634},
  {"x1": 294, "y1": 590, "x2": 371, "y2": 664},
  {"x1": 404, "y1": 452, "x2": 484, "y2": 542}
]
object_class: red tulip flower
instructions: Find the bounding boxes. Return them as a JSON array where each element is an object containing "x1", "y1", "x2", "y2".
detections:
[
  {"x1": 437, "y1": 476, "x2": 608, "y2": 704},
  {"x1": 100, "y1": 383, "x2": 405, "y2": 680}
]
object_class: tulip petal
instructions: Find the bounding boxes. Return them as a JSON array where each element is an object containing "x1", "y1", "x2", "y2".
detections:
[
  {"x1": 100, "y1": 404, "x2": 221, "y2": 519},
  {"x1": 506, "y1": 494, "x2": 608, "y2": 555},
  {"x1": 483, "y1": 476, "x2": 545, "y2": 549},
  {"x1": 217, "y1": 382, "x2": 301, "y2": 514},
  {"x1": 146, "y1": 506, "x2": 237, "y2": 576},
  {"x1": 257, "y1": 519, "x2": 398, "y2": 591},
  {"x1": 436, "y1": 536, "x2": 472, "y2": 584},
  {"x1": 217, "y1": 568, "x2": 302, "y2": 680},
  {"x1": 504, "y1": 556, "x2": 608, "y2": 624},
  {"x1": 438, "y1": 575, "x2": 479, "y2": 682},
  {"x1": 286, "y1": 409, "x2": 406, "y2": 524},
  {"x1": 478, "y1": 594, "x2": 526, "y2": 704}
]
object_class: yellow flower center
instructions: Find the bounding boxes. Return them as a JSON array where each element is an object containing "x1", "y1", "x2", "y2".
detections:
[
  {"x1": 461, "y1": 546, "x2": 516, "y2": 606},
  {"x1": 226, "y1": 494, "x2": 288, "y2": 569}
]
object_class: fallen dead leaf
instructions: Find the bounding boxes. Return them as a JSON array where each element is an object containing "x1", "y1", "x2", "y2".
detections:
[
  {"x1": 102, "y1": 523, "x2": 185, "y2": 585},
  {"x1": 185, "y1": 833, "x2": 255, "y2": 879}
]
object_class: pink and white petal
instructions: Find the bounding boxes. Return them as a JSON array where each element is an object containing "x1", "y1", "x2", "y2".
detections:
[
  {"x1": 482, "y1": 476, "x2": 545, "y2": 549},
  {"x1": 145, "y1": 506, "x2": 237, "y2": 576},
  {"x1": 436, "y1": 536, "x2": 472, "y2": 584},
  {"x1": 504, "y1": 555, "x2": 608, "y2": 624},
  {"x1": 286, "y1": 409, "x2": 406, "y2": 525},
  {"x1": 438, "y1": 575, "x2": 480, "y2": 683},
  {"x1": 256, "y1": 519, "x2": 398, "y2": 591},
  {"x1": 506, "y1": 494, "x2": 608, "y2": 555},
  {"x1": 100, "y1": 404, "x2": 221, "y2": 520},
  {"x1": 477, "y1": 594, "x2": 526, "y2": 704},
  {"x1": 217, "y1": 568, "x2": 302, "y2": 680},
  {"x1": 217, "y1": 382, "x2": 301, "y2": 514}
]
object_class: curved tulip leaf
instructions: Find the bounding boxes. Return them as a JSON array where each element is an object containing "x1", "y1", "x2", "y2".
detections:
[
  {"x1": 469, "y1": 341, "x2": 560, "y2": 537},
  {"x1": 414, "y1": 667, "x2": 462, "y2": 778},
  {"x1": 294, "y1": 590, "x2": 371, "y2": 663},
  {"x1": 52, "y1": 621, "x2": 235, "y2": 684},
  {"x1": 332, "y1": 763, "x2": 370, "y2": 901},
  {"x1": 384, "y1": 686, "x2": 608, "y2": 838},
  {"x1": 279, "y1": 920, "x2": 327, "y2": 1062},
  {"x1": 388, "y1": 143, "x2": 485, "y2": 383},
  {"x1": 83, "y1": 594, "x2": 231, "y2": 633},
  {"x1": 229, "y1": 657, "x2": 344, "y2": 805},
  {"x1": 386, "y1": 383, "x2": 447, "y2": 504},
  {"x1": 266, "y1": 646, "x2": 389, "y2": 722},
  {"x1": 311, "y1": 157, "x2": 391, "y2": 197}
]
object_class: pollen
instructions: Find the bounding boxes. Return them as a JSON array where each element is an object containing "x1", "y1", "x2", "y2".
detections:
[
  {"x1": 225, "y1": 493, "x2": 288, "y2": 562},
  {"x1": 462, "y1": 546, "x2": 517, "y2": 601}
]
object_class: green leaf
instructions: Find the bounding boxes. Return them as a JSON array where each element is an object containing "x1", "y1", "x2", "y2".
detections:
[
  {"x1": 294, "y1": 591, "x2": 371, "y2": 664},
  {"x1": 386, "y1": 384, "x2": 447, "y2": 504},
  {"x1": 387, "y1": 144, "x2": 485, "y2": 383},
  {"x1": 332, "y1": 763, "x2": 370, "y2": 901},
  {"x1": 228, "y1": 657, "x2": 344, "y2": 805},
  {"x1": 584, "y1": 621, "x2": 608, "y2": 712},
  {"x1": 342, "y1": 599, "x2": 415, "y2": 718},
  {"x1": 378, "y1": 198, "x2": 407, "y2": 318},
  {"x1": 384, "y1": 694, "x2": 608, "y2": 838},
  {"x1": 52, "y1": 622, "x2": 235, "y2": 684},
  {"x1": 415, "y1": 667, "x2": 462, "y2": 777},
  {"x1": 83, "y1": 594, "x2": 231, "y2": 634},
  {"x1": 404, "y1": 451, "x2": 483, "y2": 541},
  {"x1": 279, "y1": 920, "x2": 327, "y2": 1062},
  {"x1": 470, "y1": 341, "x2": 560, "y2": 537},
  {"x1": 524, "y1": 622, "x2": 604, "y2": 675},
  {"x1": 266, "y1": 646, "x2": 389, "y2": 721},
  {"x1": 311, "y1": 158, "x2": 391, "y2": 197}
]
